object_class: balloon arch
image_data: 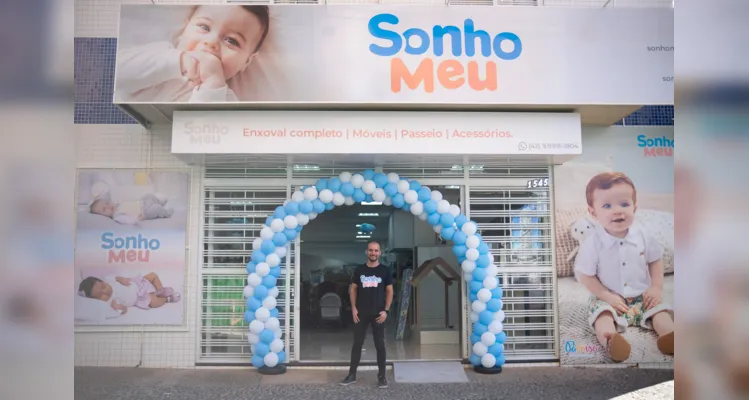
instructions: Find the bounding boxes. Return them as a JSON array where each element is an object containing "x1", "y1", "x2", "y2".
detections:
[{"x1": 243, "y1": 170, "x2": 506, "y2": 373}]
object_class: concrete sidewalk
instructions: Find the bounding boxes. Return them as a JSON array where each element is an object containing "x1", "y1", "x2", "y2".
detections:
[{"x1": 75, "y1": 366, "x2": 674, "y2": 400}]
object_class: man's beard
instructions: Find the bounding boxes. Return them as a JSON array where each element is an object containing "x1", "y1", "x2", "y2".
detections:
[{"x1": 368, "y1": 256, "x2": 379, "y2": 262}]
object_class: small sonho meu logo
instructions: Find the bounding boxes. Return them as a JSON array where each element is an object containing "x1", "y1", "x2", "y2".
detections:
[{"x1": 184, "y1": 121, "x2": 229, "y2": 145}]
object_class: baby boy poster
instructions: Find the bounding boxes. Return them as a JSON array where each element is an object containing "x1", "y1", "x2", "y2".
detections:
[{"x1": 74, "y1": 169, "x2": 189, "y2": 326}]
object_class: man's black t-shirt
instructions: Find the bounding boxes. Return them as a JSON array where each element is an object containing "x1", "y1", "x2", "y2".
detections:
[{"x1": 351, "y1": 263, "x2": 393, "y2": 317}]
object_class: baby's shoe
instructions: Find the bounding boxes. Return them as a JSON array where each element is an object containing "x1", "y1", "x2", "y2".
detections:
[
  {"x1": 156, "y1": 287, "x2": 174, "y2": 298},
  {"x1": 657, "y1": 331, "x2": 674, "y2": 355},
  {"x1": 607, "y1": 333, "x2": 631, "y2": 362},
  {"x1": 167, "y1": 293, "x2": 181, "y2": 303}
]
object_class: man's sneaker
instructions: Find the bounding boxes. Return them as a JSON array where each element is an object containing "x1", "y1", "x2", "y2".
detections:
[
  {"x1": 339, "y1": 374, "x2": 356, "y2": 386},
  {"x1": 377, "y1": 375, "x2": 388, "y2": 388}
]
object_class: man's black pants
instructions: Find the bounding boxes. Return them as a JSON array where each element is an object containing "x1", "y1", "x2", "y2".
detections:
[{"x1": 348, "y1": 313, "x2": 386, "y2": 377}]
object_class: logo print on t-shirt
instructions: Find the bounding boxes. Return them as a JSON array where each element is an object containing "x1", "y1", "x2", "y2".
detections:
[{"x1": 361, "y1": 275, "x2": 382, "y2": 288}]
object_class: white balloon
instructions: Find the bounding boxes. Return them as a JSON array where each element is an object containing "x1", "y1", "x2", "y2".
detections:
[
  {"x1": 284, "y1": 215, "x2": 298, "y2": 230},
  {"x1": 266, "y1": 254, "x2": 280, "y2": 267},
  {"x1": 464, "y1": 272, "x2": 474, "y2": 282},
  {"x1": 291, "y1": 191, "x2": 304, "y2": 202},
  {"x1": 319, "y1": 189, "x2": 334, "y2": 203},
  {"x1": 462, "y1": 221, "x2": 478, "y2": 236},
  {"x1": 270, "y1": 338, "x2": 284, "y2": 353},
  {"x1": 466, "y1": 235, "x2": 480, "y2": 249},
  {"x1": 387, "y1": 172, "x2": 400, "y2": 183},
  {"x1": 433, "y1": 224, "x2": 443, "y2": 233},
  {"x1": 383, "y1": 197, "x2": 392, "y2": 206},
  {"x1": 333, "y1": 192, "x2": 346, "y2": 206},
  {"x1": 473, "y1": 342, "x2": 488, "y2": 357},
  {"x1": 339, "y1": 171, "x2": 352, "y2": 183},
  {"x1": 494, "y1": 310, "x2": 506, "y2": 321},
  {"x1": 483, "y1": 276, "x2": 499, "y2": 290},
  {"x1": 303, "y1": 186, "x2": 318, "y2": 201},
  {"x1": 449, "y1": 204, "x2": 461, "y2": 217},
  {"x1": 262, "y1": 296, "x2": 277, "y2": 309},
  {"x1": 397, "y1": 180, "x2": 410, "y2": 194},
  {"x1": 362, "y1": 180, "x2": 377, "y2": 195},
  {"x1": 269, "y1": 287, "x2": 280, "y2": 299},
  {"x1": 404, "y1": 190, "x2": 419, "y2": 204},
  {"x1": 485, "y1": 263, "x2": 498, "y2": 278},
  {"x1": 430, "y1": 190, "x2": 443, "y2": 202},
  {"x1": 296, "y1": 213, "x2": 310, "y2": 226},
  {"x1": 471, "y1": 300, "x2": 487, "y2": 313},
  {"x1": 372, "y1": 188, "x2": 386, "y2": 202},
  {"x1": 243, "y1": 286, "x2": 254, "y2": 298},
  {"x1": 264, "y1": 352, "x2": 279, "y2": 367},
  {"x1": 437, "y1": 199, "x2": 451, "y2": 214},
  {"x1": 270, "y1": 218, "x2": 285, "y2": 233},
  {"x1": 470, "y1": 312, "x2": 479, "y2": 324},
  {"x1": 489, "y1": 320, "x2": 504, "y2": 334},
  {"x1": 252, "y1": 238, "x2": 263, "y2": 251},
  {"x1": 248, "y1": 332, "x2": 260, "y2": 345},
  {"x1": 461, "y1": 260, "x2": 477, "y2": 273},
  {"x1": 256, "y1": 262, "x2": 270, "y2": 277},
  {"x1": 309, "y1": 212, "x2": 318, "y2": 220},
  {"x1": 260, "y1": 226, "x2": 274, "y2": 240},
  {"x1": 344, "y1": 197, "x2": 355, "y2": 206},
  {"x1": 481, "y1": 332, "x2": 497, "y2": 346},
  {"x1": 275, "y1": 246, "x2": 287, "y2": 258},
  {"x1": 248, "y1": 273, "x2": 262, "y2": 287},
  {"x1": 477, "y1": 288, "x2": 492, "y2": 303},
  {"x1": 255, "y1": 307, "x2": 271, "y2": 322},
  {"x1": 351, "y1": 174, "x2": 365, "y2": 188},
  {"x1": 418, "y1": 212, "x2": 428, "y2": 221},
  {"x1": 481, "y1": 353, "x2": 497, "y2": 368},
  {"x1": 249, "y1": 320, "x2": 265, "y2": 334},
  {"x1": 274, "y1": 329, "x2": 283, "y2": 339},
  {"x1": 265, "y1": 317, "x2": 280, "y2": 332},
  {"x1": 466, "y1": 248, "x2": 480, "y2": 261},
  {"x1": 410, "y1": 201, "x2": 424, "y2": 216}
]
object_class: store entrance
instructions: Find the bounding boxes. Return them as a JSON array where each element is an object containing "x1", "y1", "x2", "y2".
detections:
[{"x1": 297, "y1": 186, "x2": 464, "y2": 363}]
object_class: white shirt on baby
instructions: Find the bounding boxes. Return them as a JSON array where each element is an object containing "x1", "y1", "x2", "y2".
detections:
[
  {"x1": 112, "y1": 200, "x2": 142, "y2": 225},
  {"x1": 114, "y1": 41, "x2": 239, "y2": 103},
  {"x1": 104, "y1": 276, "x2": 138, "y2": 307},
  {"x1": 574, "y1": 223, "x2": 663, "y2": 298}
]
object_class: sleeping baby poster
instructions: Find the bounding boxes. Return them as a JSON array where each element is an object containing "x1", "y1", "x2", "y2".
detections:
[
  {"x1": 554, "y1": 126, "x2": 674, "y2": 366},
  {"x1": 74, "y1": 169, "x2": 189, "y2": 326}
]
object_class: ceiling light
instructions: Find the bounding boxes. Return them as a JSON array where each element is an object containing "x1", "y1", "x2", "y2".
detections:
[
  {"x1": 362, "y1": 201, "x2": 382, "y2": 206},
  {"x1": 444, "y1": 185, "x2": 460, "y2": 189},
  {"x1": 292, "y1": 164, "x2": 320, "y2": 171},
  {"x1": 356, "y1": 235, "x2": 371, "y2": 239},
  {"x1": 358, "y1": 213, "x2": 379, "y2": 217}
]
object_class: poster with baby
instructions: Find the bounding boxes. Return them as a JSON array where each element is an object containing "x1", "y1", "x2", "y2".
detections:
[
  {"x1": 74, "y1": 169, "x2": 189, "y2": 326},
  {"x1": 554, "y1": 126, "x2": 674, "y2": 366}
]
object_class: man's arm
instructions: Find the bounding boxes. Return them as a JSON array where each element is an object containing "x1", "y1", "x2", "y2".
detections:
[
  {"x1": 384, "y1": 284, "x2": 393, "y2": 312},
  {"x1": 349, "y1": 284, "x2": 358, "y2": 311}
]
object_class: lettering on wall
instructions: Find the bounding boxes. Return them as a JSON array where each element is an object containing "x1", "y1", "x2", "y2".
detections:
[{"x1": 637, "y1": 134, "x2": 673, "y2": 157}]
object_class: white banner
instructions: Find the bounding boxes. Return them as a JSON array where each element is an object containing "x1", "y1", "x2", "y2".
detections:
[{"x1": 171, "y1": 111, "x2": 582, "y2": 155}]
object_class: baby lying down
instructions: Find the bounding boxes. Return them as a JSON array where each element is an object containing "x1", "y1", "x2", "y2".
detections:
[
  {"x1": 78, "y1": 272, "x2": 181, "y2": 314},
  {"x1": 90, "y1": 194, "x2": 174, "y2": 225}
]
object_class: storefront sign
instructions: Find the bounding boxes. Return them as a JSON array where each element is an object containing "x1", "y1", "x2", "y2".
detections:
[
  {"x1": 114, "y1": 5, "x2": 673, "y2": 105},
  {"x1": 171, "y1": 111, "x2": 582, "y2": 155}
]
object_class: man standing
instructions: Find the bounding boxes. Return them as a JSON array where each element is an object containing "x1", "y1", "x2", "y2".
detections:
[{"x1": 340, "y1": 240, "x2": 393, "y2": 388}]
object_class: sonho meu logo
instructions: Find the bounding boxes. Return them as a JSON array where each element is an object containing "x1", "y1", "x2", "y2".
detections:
[
  {"x1": 368, "y1": 14, "x2": 522, "y2": 93},
  {"x1": 637, "y1": 134, "x2": 673, "y2": 157}
]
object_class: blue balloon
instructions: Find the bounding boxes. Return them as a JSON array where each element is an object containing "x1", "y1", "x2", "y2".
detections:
[
  {"x1": 340, "y1": 182, "x2": 355, "y2": 197},
  {"x1": 392, "y1": 193, "x2": 405, "y2": 208},
  {"x1": 261, "y1": 240, "x2": 275, "y2": 255},
  {"x1": 469, "y1": 354, "x2": 482, "y2": 366},
  {"x1": 254, "y1": 285, "x2": 269, "y2": 300},
  {"x1": 454, "y1": 214, "x2": 467, "y2": 228},
  {"x1": 277, "y1": 351, "x2": 287, "y2": 363},
  {"x1": 417, "y1": 187, "x2": 431, "y2": 202},
  {"x1": 479, "y1": 310, "x2": 494, "y2": 325},
  {"x1": 384, "y1": 183, "x2": 398, "y2": 197},
  {"x1": 269, "y1": 266, "x2": 281, "y2": 278},
  {"x1": 246, "y1": 296, "x2": 261, "y2": 311},
  {"x1": 325, "y1": 201, "x2": 335, "y2": 211},
  {"x1": 284, "y1": 228, "x2": 298, "y2": 241},
  {"x1": 409, "y1": 180, "x2": 421, "y2": 191},
  {"x1": 477, "y1": 254, "x2": 491, "y2": 268},
  {"x1": 453, "y1": 244, "x2": 468, "y2": 257},
  {"x1": 299, "y1": 200, "x2": 313, "y2": 214},
  {"x1": 360, "y1": 223, "x2": 375, "y2": 233},
  {"x1": 328, "y1": 177, "x2": 342, "y2": 192},
  {"x1": 491, "y1": 287, "x2": 503, "y2": 299},
  {"x1": 469, "y1": 280, "x2": 483, "y2": 293},
  {"x1": 402, "y1": 202, "x2": 411, "y2": 212},
  {"x1": 251, "y1": 250, "x2": 266, "y2": 263},
  {"x1": 373, "y1": 173, "x2": 388, "y2": 188},
  {"x1": 458, "y1": 255, "x2": 467, "y2": 264},
  {"x1": 262, "y1": 275, "x2": 277, "y2": 288},
  {"x1": 441, "y1": 226, "x2": 455, "y2": 240},
  {"x1": 315, "y1": 178, "x2": 329, "y2": 192},
  {"x1": 440, "y1": 213, "x2": 455, "y2": 227},
  {"x1": 312, "y1": 199, "x2": 325, "y2": 213},
  {"x1": 452, "y1": 231, "x2": 467, "y2": 245},
  {"x1": 470, "y1": 332, "x2": 482, "y2": 344},
  {"x1": 495, "y1": 331, "x2": 507, "y2": 344},
  {"x1": 488, "y1": 343, "x2": 504, "y2": 357},
  {"x1": 251, "y1": 355, "x2": 265, "y2": 368},
  {"x1": 273, "y1": 206, "x2": 287, "y2": 219},
  {"x1": 472, "y1": 267, "x2": 487, "y2": 282},
  {"x1": 364, "y1": 194, "x2": 374, "y2": 203},
  {"x1": 352, "y1": 188, "x2": 366, "y2": 203},
  {"x1": 270, "y1": 308, "x2": 279, "y2": 318},
  {"x1": 423, "y1": 200, "x2": 437, "y2": 214},
  {"x1": 272, "y1": 232, "x2": 287, "y2": 247},
  {"x1": 495, "y1": 354, "x2": 506, "y2": 366},
  {"x1": 487, "y1": 299, "x2": 502, "y2": 312},
  {"x1": 265, "y1": 215, "x2": 274, "y2": 226},
  {"x1": 427, "y1": 212, "x2": 441, "y2": 226},
  {"x1": 284, "y1": 201, "x2": 300, "y2": 216},
  {"x1": 246, "y1": 261, "x2": 257, "y2": 274},
  {"x1": 260, "y1": 329, "x2": 274, "y2": 344},
  {"x1": 254, "y1": 342, "x2": 270, "y2": 357},
  {"x1": 469, "y1": 292, "x2": 478, "y2": 303},
  {"x1": 473, "y1": 322, "x2": 488, "y2": 336},
  {"x1": 362, "y1": 169, "x2": 375, "y2": 180},
  {"x1": 244, "y1": 310, "x2": 255, "y2": 322},
  {"x1": 478, "y1": 242, "x2": 489, "y2": 255},
  {"x1": 295, "y1": 225, "x2": 303, "y2": 232}
]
